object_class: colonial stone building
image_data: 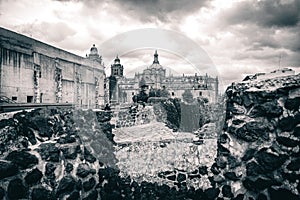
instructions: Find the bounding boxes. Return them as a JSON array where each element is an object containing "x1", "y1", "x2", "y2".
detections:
[
  {"x1": 0, "y1": 27, "x2": 106, "y2": 108},
  {"x1": 109, "y1": 50, "x2": 219, "y2": 103}
]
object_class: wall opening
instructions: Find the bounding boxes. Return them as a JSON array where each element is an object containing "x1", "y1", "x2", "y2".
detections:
[
  {"x1": 27, "y1": 96, "x2": 33, "y2": 103},
  {"x1": 40, "y1": 93, "x2": 43, "y2": 103},
  {"x1": 12, "y1": 96, "x2": 17, "y2": 101}
]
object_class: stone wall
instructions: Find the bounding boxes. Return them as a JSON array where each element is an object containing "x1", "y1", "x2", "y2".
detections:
[
  {"x1": 0, "y1": 108, "x2": 116, "y2": 199},
  {"x1": 115, "y1": 105, "x2": 157, "y2": 128},
  {"x1": 216, "y1": 74, "x2": 300, "y2": 199}
]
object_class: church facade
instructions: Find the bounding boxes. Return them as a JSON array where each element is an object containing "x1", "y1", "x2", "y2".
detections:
[
  {"x1": 109, "y1": 51, "x2": 219, "y2": 104},
  {"x1": 0, "y1": 27, "x2": 106, "y2": 108}
]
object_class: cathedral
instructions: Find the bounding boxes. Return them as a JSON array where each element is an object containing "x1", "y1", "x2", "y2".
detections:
[{"x1": 109, "y1": 50, "x2": 219, "y2": 104}]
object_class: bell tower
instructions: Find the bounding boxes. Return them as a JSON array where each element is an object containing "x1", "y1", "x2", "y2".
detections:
[
  {"x1": 110, "y1": 55, "x2": 123, "y2": 77},
  {"x1": 109, "y1": 55, "x2": 124, "y2": 104}
]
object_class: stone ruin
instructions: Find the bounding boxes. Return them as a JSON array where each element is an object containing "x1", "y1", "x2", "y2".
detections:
[{"x1": 0, "y1": 74, "x2": 299, "y2": 199}]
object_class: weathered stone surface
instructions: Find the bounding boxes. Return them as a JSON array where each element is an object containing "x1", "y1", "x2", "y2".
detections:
[
  {"x1": 5, "y1": 150, "x2": 38, "y2": 169},
  {"x1": 65, "y1": 163, "x2": 73, "y2": 173},
  {"x1": 33, "y1": 117, "x2": 54, "y2": 138},
  {"x1": 0, "y1": 161, "x2": 18, "y2": 180},
  {"x1": 96, "y1": 111, "x2": 112, "y2": 122},
  {"x1": 7, "y1": 178, "x2": 27, "y2": 199},
  {"x1": 166, "y1": 175, "x2": 176, "y2": 181},
  {"x1": 218, "y1": 144, "x2": 230, "y2": 156},
  {"x1": 25, "y1": 168, "x2": 43, "y2": 185},
  {"x1": 37, "y1": 143, "x2": 60, "y2": 162},
  {"x1": 235, "y1": 121, "x2": 270, "y2": 142},
  {"x1": 227, "y1": 155, "x2": 240, "y2": 169},
  {"x1": 231, "y1": 119, "x2": 244, "y2": 125},
  {"x1": 23, "y1": 127, "x2": 37, "y2": 145},
  {"x1": 76, "y1": 163, "x2": 96, "y2": 178},
  {"x1": 285, "y1": 97, "x2": 300, "y2": 111},
  {"x1": 83, "y1": 177, "x2": 96, "y2": 192},
  {"x1": 246, "y1": 161, "x2": 263, "y2": 176},
  {"x1": 232, "y1": 193, "x2": 245, "y2": 200},
  {"x1": 276, "y1": 136, "x2": 298, "y2": 147},
  {"x1": 84, "y1": 147, "x2": 96, "y2": 163},
  {"x1": 204, "y1": 188, "x2": 220, "y2": 200},
  {"x1": 45, "y1": 162, "x2": 56, "y2": 187},
  {"x1": 224, "y1": 172, "x2": 240, "y2": 181},
  {"x1": 293, "y1": 124, "x2": 300, "y2": 137},
  {"x1": 222, "y1": 185, "x2": 233, "y2": 198},
  {"x1": 278, "y1": 116, "x2": 297, "y2": 132},
  {"x1": 282, "y1": 172, "x2": 298, "y2": 182},
  {"x1": 177, "y1": 173, "x2": 186, "y2": 183},
  {"x1": 198, "y1": 166, "x2": 208, "y2": 175},
  {"x1": 31, "y1": 187, "x2": 52, "y2": 200},
  {"x1": 227, "y1": 103, "x2": 245, "y2": 115},
  {"x1": 249, "y1": 101, "x2": 283, "y2": 118},
  {"x1": 216, "y1": 156, "x2": 227, "y2": 169},
  {"x1": 56, "y1": 176, "x2": 76, "y2": 197},
  {"x1": 255, "y1": 149, "x2": 287, "y2": 171},
  {"x1": 219, "y1": 133, "x2": 229, "y2": 143},
  {"x1": 286, "y1": 158, "x2": 300, "y2": 171},
  {"x1": 61, "y1": 145, "x2": 80, "y2": 160},
  {"x1": 257, "y1": 193, "x2": 268, "y2": 200},
  {"x1": 268, "y1": 188, "x2": 298, "y2": 200},
  {"x1": 242, "y1": 148, "x2": 256, "y2": 161},
  {"x1": 241, "y1": 92, "x2": 255, "y2": 107},
  {"x1": 83, "y1": 190, "x2": 98, "y2": 200},
  {"x1": 211, "y1": 163, "x2": 221, "y2": 175},
  {"x1": 243, "y1": 177, "x2": 281, "y2": 192},
  {"x1": 67, "y1": 190, "x2": 80, "y2": 200},
  {"x1": 0, "y1": 187, "x2": 5, "y2": 199},
  {"x1": 0, "y1": 118, "x2": 14, "y2": 129},
  {"x1": 57, "y1": 135, "x2": 76, "y2": 144}
]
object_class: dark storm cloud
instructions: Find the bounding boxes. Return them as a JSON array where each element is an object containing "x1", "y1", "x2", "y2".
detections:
[
  {"x1": 113, "y1": 0, "x2": 210, "y2": 22},
  {"x1": 224, "y1": 0, "x2": 300, "y2": 28},
  {"x1": 219, "y1": 4, "x2": 300, "y2": 65},
  {"x1": 53, "y1": 0, "x2": 210, "y2": 22}
]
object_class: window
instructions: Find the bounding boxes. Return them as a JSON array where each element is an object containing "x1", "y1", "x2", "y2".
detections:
[
  {"x1": 132, "y1": 92, "x2": 134, "y2": 95},
  {"x1": 40, "y1": 93, "x2": 43, "y2": 103},
  {"x1": 27, "y1": 96, "x2": 33, "y2": 103},
  {"x1": 199, "y1": 91, "x2": 202, "y2": 96},
  {"x1": 12, "y1": 96, "x2": 17, "y2": 101},
  {"x1": 171, "y1": 92, "x2": 175, "y2": 96},
  {"x1": 39, "y1": 71, "x2": 42, "y2": 78}
]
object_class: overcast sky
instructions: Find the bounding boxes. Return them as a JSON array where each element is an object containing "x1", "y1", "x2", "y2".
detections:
[{"x1": 0, "y1": 0, "x2": 299, "y2": 91}]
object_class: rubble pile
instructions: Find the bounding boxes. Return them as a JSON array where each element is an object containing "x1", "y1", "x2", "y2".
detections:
[{"x1": 0, "y1": 73, "x2": 299, "y2": 199}]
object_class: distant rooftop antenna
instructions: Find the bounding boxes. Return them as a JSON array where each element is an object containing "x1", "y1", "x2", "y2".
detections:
[{"x1": 278, "y1": 53, "x2": 282, "y2": 69}]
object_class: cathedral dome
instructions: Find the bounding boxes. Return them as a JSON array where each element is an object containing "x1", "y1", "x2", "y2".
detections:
[
  {"x1": 114, "y1": 55, "x2": 120, "y2": 63},
  {"x1": 149, "y1": 63, "x2": 163, "y2": 69},
  {"x1": 90, "y1": 44, "x2": 98, "y2": 55}
]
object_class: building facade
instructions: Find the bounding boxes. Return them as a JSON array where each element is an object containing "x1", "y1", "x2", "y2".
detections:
[
  {"x1": 0, "y1": 27, "x2": 106, "y2": 108},
  {"x1": 109, "y1": 51, "x2": 219, "y2": 104}
]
